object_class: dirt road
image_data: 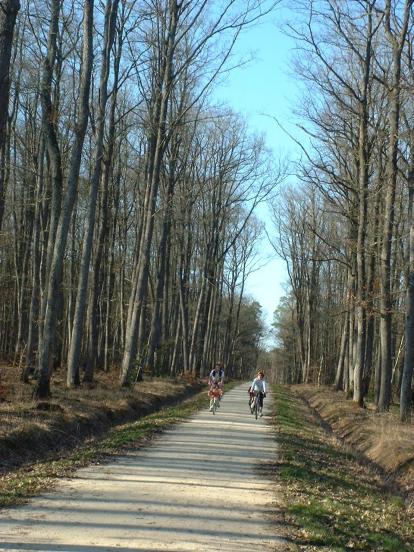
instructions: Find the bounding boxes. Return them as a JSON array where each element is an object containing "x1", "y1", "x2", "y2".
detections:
[{"x1": 0, "y1": 384, "x2": 285, "y2": 551}]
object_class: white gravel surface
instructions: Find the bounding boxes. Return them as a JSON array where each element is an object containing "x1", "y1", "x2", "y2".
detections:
[{"x1": 0, "y1": 384, "x2": 286, "y2": 551}]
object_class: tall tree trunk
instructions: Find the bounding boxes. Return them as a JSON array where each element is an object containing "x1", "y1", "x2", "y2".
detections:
[
  {"x1": 189, "y1": 275, "x2": 206, "y2": 376},
  {"x1": 353, "y1": 4, "x2": 373, "y2": 405},
  {"x1": 35, "y1": 0, "x2": 94, "y2": 397},
  {"x1": 120, "y1": 0, "x2": 179, "y2": 386},
  {"x1": 335, "y1": 305, "x2": 349, "y2": 391},
  {"x1": 346, "y1": 259, "x2": 356, "y2": 396},
  {"x1": 400, "y1": 161, "x2": 414, "y2": 421},
  {"x1": 378, "y1": 0, "x2": 411, "y2": 411},
  {"x1": 67, "y1": 0, "x2": 118, "y2": 387},
  {"x1": 22, "y1": 137, "x2": 45, "y2": 381},
  {"x1": 0, "y1": 0, "x2": 20, "y2": 232},
  {"x1": 146, "y1": 157, "x2": 176, "y2": 375},
  {"x1": 84, "y1": 16, "x2": 122, "y2": 383},
  {"x1": 363, "y1": 182, "x2": 381, "y2": 395},
  {"x1": 34, "y1": 0, "x2": 64, "y2": 398}
]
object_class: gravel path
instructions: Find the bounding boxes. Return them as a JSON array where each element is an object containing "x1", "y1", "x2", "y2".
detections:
[{"x1": 0, "y1": 384, "x2": 286, "y2": 551}]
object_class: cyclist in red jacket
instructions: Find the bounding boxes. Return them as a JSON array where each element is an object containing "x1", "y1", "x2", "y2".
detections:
[{"x1": 208, "y1": 362, "x2": 224, "y2": 409}]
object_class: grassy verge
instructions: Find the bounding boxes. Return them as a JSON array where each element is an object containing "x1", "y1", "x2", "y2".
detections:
[
  {"x1": 0, "y1": 388, "x2": 211, "y2": 509},
  {"x1": 272, "y1": 385, "x2": 414, "y2": 551}
]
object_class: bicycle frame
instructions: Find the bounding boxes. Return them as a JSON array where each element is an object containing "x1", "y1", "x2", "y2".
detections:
[
  {"x1": 252, "y1": 392, "x2": 264, "y2": 419},
  {"x1": 209, "y1": 387, "x2": 221, "y2": 414}
]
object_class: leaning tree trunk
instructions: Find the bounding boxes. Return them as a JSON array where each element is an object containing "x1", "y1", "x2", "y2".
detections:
[{"x1": 34, "y1": 0, "x2": 64, "y2": 399}]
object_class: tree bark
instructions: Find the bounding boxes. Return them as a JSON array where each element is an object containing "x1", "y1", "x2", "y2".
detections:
[
  {"x1": 400, "y1": 163, "x2": 414, "y2": 421},
  {"x1": 0, "y1": 0, "x2": 20, "y2": 232},
  {"x1": 353, "y1": 8, "x2": 372, "y2": 405}
]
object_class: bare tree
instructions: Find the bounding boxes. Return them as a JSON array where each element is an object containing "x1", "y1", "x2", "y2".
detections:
[
  {"x1": 378, "y1": 0, "x2": 412, "y2": 412},
  {"x1": 66, "y1": 0, "x2": 118, "y2": 387},
  {"x1": 35, "y1": 0, "x2": 94, "y2": 397}
]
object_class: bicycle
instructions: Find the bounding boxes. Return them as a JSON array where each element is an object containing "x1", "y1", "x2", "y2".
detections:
[
  {"x1": 208, "y1": 386, "x2": 222, "y2": 415},
  {"x1": 210, "y1": 394, "x2": 220, "y2": 414},
  {"x1": 251, "y1": 391, "x2": 264, "y2": 419}
]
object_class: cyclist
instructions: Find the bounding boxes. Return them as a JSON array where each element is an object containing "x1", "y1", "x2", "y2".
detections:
[
  {"x1": 209, "y1": 362, "x2": 225, "y2": 408},
  {"x1": 250, "y1": 370, "x2": 266, "y2": 417},
  {"x1": 208, "y1": 381, "x2": 222, "y2": 412},
  {"x1": 209, "y1": 362, "x2": 225, "y2": 386}
]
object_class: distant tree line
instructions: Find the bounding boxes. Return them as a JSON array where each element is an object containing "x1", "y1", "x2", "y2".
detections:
[
  {"x1": 271, "y1": 0, "x2": 414, "y2": 421},
  {"x1": 0, "y1": 0, "x2": 280, "y2": 398}
]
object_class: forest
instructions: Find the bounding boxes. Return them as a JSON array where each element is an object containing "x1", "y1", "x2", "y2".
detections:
[
  {"x1": 271, "y1": 0, "x2": 414, "y2": 422},
  {"x1": 0, "y1": 0, "x2": 279, "y2": 399},
  {"x1": 1, "y1": 0, "x2": 414, "y2": 423},
  {"x1": 2, "y1": 2, "x2": 414, "y2": 549}
]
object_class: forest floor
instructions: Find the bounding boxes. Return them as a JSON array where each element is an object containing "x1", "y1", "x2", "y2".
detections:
[{"x1": 273, "y1": 385, "x2": 414, "y2": 551}]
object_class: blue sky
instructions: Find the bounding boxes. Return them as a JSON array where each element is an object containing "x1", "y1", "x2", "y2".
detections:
[{"x1": 214, "y1": 5, "x2": 299, "y2": 337}]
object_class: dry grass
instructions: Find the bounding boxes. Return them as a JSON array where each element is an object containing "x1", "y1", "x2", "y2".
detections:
[
  {"x1": 0, "y1": 362, "x2": 203, "y2": 474},
  {"x1": 0, "y1": 386, "x2": 211, "y2": 509},
  {"x1": 295, "y1": 385, "x2": 414, "y2": 507}
]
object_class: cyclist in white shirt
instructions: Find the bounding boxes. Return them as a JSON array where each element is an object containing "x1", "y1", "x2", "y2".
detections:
[
  {"x1": 209, "y1": 363, "x2": 225, "y2": 386},
  {"x1": 249, "y1": 370, "x2": 266, "y2": 416}
]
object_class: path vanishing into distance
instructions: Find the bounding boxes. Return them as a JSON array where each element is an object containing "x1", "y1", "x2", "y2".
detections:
[{"x1": 0, "y1": 385, "x2": 286, "y2": 551}]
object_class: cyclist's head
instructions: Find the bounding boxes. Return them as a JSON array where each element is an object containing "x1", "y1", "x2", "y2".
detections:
[{"x1": 257, "y1": 370, "x2": 264, "y2": 378}]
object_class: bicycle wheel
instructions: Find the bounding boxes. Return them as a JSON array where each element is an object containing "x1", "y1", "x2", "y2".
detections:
[
  {"x1": 212, "y1": 397, "x2": 217, "y2": 414},
  {"x1": 254, "y1": 397, "x2": 258, "y2": 420}
]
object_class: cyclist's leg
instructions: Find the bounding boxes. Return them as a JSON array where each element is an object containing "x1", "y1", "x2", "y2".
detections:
[
  {"x1": 259, "y1": 392, "x2": 264, "y2": 416},
  {"x1": 218, "y1": 382, "x2": 223, "y2": 402}
]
